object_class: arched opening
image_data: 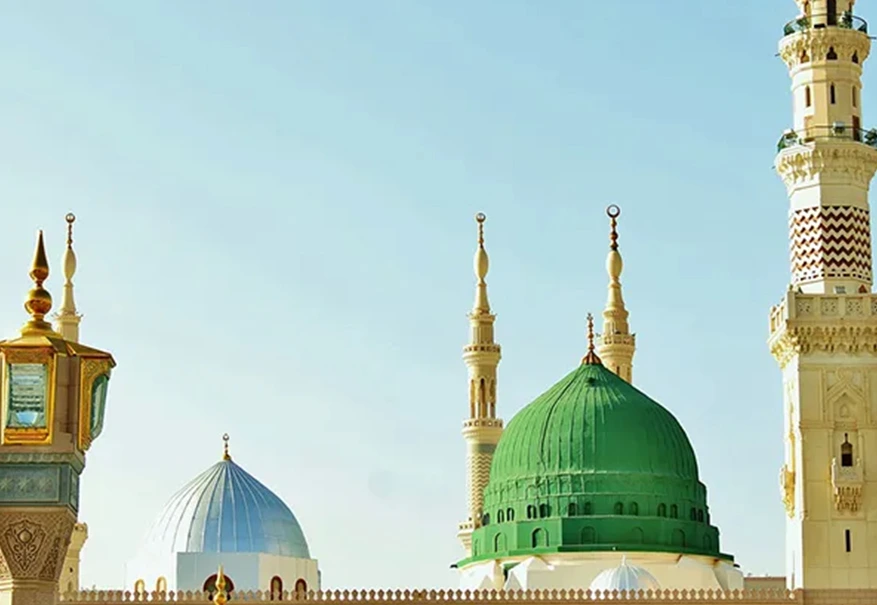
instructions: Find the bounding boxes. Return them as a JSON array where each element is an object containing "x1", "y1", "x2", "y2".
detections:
[
  {"x1": 494, "y1": 532, "x2": 507, "y2": 552},
  {"x1": 828, "y1": 47, "x2": 838, "y2": 60},
  {"x1": 567, "y1": 502, "x2": 577, "y2": 516},
  {"x1": 697, "y1": 509, "x2": 705, "y2": 523},
  {"x1": 672, "y1": 529, "x2": 686, "y2": 547},
  {"x1": 583, "y1": 501, "x2": 592, "y2": 515},
  {"x1": 830, "y1": 84, "x2": 836, "y2": 104},
  {"x1": 482, "y1": 512, "x2": 490, "y2": 526},
  {"x1": 506, "y1": 507, "x2": 514, "y2": 521},
  {"x1": 270, "y1": 577, "x2": 283, "y2": 601},
  {"x1": 629, "y1": 502, "x2": 639, "y2": 516},
  {"x1": 614, "y1": 502, "x2": 624, "y2": 515},
  {"x1": 469, "y1": 380, "x2": 475, "y2": 418},
  {"x1": 203, "y1": 574, "x2": 235, "y2": 599},
  {"x1": 294, "y1": 579, "x2": 308, "y2": 595},
  {"x1": 800, "y1": 50, "x2": 810, "y2": 63},
  {"x1": 497, "y1": 509, "x2": 504, "y2": 523},
  {"x1": 853, "y1": 51, "x2": 860, "y2": 64},
  {"x1": 479, "y1": 378, "x2": 486, "y2": 417},
  {"x1": 134, "y1": 580, "x2": 146, "y2": 594},
  {"x1": 657, "y1": 503, "x2": 667, "y2": 517},
  {"x1": 581, "y1": 527, "x2": 596, "y2": 544},
  {"x1": 842, "y1": 434, "x2": 854, "y2": 467},
  {"x1": 690, "y1": 507, "x2": 697, "y2": 521},
  {"x1": 531, "y1": 528, "x2": 548, "y2": 548},
  {"x1": 538, "y1": 503, "x2": 549, "y2": 518},
  {"x1": 526, "y1": 505, "x2": 536, "y2": 519},
  {"x1": 156, "y1": 577, "x2": 167, "y2": 594},
  {"x1": 670, "y1": 504, "x2": 678, "y2": 518},
  {"x1": 629, "y1": 527, "x2": 644, "y2": 544},
  {"x1": 805, "y1": 86, "x2": 812, "y2": 107}
]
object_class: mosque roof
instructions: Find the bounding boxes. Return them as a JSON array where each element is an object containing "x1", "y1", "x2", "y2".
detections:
[
  {"x1": 140, "y1": 438, "x2": 310, "y2": 558},
  {"x1": 463, "y1": 326, "x2": 728, "y2": 564}
]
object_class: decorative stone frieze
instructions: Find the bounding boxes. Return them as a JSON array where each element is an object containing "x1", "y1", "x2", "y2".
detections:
[
  {"x1": 779, "y1": 27, "x2": 871, "y2": 70},
  {"x1": 775, "y1": 144, "x2": 877, "y2": 192}
]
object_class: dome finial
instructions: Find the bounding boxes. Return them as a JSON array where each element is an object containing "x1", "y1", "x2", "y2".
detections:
[
  {"x1": 21, "y1": 230, "x2": 56, "y2": 335},
  {"x1": 581, "y1": 313, "x2": 602, "y2": 365},
  {"x1": 222, "y1": 433, "x2": 231, "y2": 461},
  {"x1": 213, "y1": 565, "x2": 228, "y2": 605}
]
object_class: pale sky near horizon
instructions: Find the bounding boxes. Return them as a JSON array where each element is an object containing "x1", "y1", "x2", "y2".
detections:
[{"x1": 0, "y1": 0, "x2": 857, "y2": 590}]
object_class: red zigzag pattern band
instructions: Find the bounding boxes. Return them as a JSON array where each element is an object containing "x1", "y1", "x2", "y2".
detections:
[{"x1": 790, "y1": 205, "x2": 872, "y2": 284}]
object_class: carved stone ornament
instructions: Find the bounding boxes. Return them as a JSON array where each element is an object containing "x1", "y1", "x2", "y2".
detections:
[
  {"x1": 780, "y1": 464, "x2": 796, "y2": 518},
  {"x1": 779, "y1": 26, "x2": 871, "y2": 70},
  {"x1": 776, "y1": 145, "x2": 877, "y2": 192},
  {"x1": 0, "y1": 510, "x2": 74, "y2": 582},
  {"x1": 832, "y1": 457, "x2": 864, "y2": 513}
]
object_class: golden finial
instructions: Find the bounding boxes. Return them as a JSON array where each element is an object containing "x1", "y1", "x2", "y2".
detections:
[
  {"x1": 213, "y1": 565, "x2": 227, "y2": 605},
  {"x1": 472, "y1": 212, "x2": 491, "y2": 313},
  {"x1": 21, "y1": 230, "x2": 55, "y2": 335},
  {"x1": 476, "y1": 212, "x2": 486, "y2": 249},
  {"x1": 607, "y1": 205, "x2": 620, "y2": 251},
  {"x1": 222, "y1": 433, "x2": 231, "y2": 461},
  {"x1": 55, "y1": 212, "x2": 82, "y2": 341},
  {"x1": 581, "y1": 313, "x2": 602, "y2": 366}
]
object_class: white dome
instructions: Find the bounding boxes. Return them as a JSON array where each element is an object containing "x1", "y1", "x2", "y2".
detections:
[{"x1": 589, "y1": 557, "x2": 661, "y2": 594}]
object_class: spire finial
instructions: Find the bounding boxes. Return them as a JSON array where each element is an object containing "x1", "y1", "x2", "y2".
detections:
[
  {"x1": 21, "y1": 230, "x2": 55, "y2": 335},
  {"x1": 55, "y1": 212, "x2": 83, "y2": 341},
  {"x1": 581, "y1": 313, "x2": 602, "y2": 365},
  {"x1": 607, "y1": 205, "x2": 620, "y2": 251},
  {"x1": 222, "y1": 433, "x2": 231, "y2": 461},
  {"x1": 213, "y1": 565, "x2": 228, "y2": 605},
  {"x1": 472, "y1": 212, "x2": 491, "y2": 313}
]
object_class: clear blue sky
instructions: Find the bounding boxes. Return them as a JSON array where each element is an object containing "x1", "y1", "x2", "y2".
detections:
[{"x1": 0, "y1": 0, "x2": 855, "y2": 590}]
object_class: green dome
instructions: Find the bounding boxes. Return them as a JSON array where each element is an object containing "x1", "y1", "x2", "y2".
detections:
[{"x1": 465, "y1": 362, "x2": 730, "y2": 564}]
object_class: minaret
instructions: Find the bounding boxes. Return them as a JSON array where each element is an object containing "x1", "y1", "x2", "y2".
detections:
[
  {"x1": 0, "y1": 221, "x2": 115, "y2": 605},
  {"x1": 770, "y1": 0, "x2": 877, "y2": 590},
  {"x1": 457, "y1": 212, "x2": 503, "y2": 555},
  {"x1": 59, "y1": 523, "x2": 88, "y2": 594},
  {"x1": 597, "y1": 205, "x2": 635, "y2": 383},
  {"x1": 54, "y1": 213, "x2": 82, "y2": 342}
]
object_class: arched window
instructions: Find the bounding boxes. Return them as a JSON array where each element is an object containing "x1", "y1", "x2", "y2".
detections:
[
  {"x1": 506, "y1": 507, "x2": 515, "y2": 521},
  {"x1": 538, "y1": 503, "x2": 550, "y2": 518},
  {"x1": 527, "y1": 505, "x2": 536, "y2": 519},
  {"x1": 482, "y1": 513, "x2": 490, "y2": 526},
  {"x1": 494, "y1": 532, "x2": 507, "y2": 552},
  {"x1": 134, "y1": 580, "x2": 146, "y2": 594},
  {"x1": 270, "y1": 577, "x2": 283, "y2": 601},
  {"x1": 697, "y1": 509, "x2": 705, "y2": 523},
  {"x1": 531, "y1": 528, "x2": 548, "y2": 548},
  {"x1": 672, "y1": 529, "x2": 686, "y2": 547},
  {"x1": 203, "y1": 574, "x2": 235, "y2": 598},
  {"x1": 583, "y1": 501, "x2": 592, "y2": 515},
  {"x1": 294, "y1": 579, "x2": 308, "y2": 595},
  {"x1": 614, "y1": 502, "x2": 624, "y2": 515},
  {"x1": 629, "y1": 502, "x2": 639, "y2": 516},
  {"x1": 831, "y1": 84, "x2": 837, "y2": 104},
  {"x1": 567, "y1": 502, "x2": 577, "y2": 516},
  {"x1": 690, "y1": 507, "x2": 697, "y2": 521},
  {"x1": 670, "y1": 504, "x2": 678, "y2": 518},
  {"x1": 805, "y1": 86, "x2": 812, "y2": 107},
  {"x1": 156, "y1": 577, "x2": 167, "y2": 594},
  {"x1": 828, "y1": 47, "x2": 838, "y2": 60},
  {"x1": 842, "y1": 434, "x2": 854, "y2": 467},
  {"x1": 497, "y1": 509, "x2": 504, "y2": 523},
  {"x1": 657, "y1": 503, "x2": 667, "y2": 517}
]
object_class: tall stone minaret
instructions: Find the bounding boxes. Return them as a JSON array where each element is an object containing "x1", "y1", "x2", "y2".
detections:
[
  {"x1": 597, "y1": 205, "x2": 635, "y2": 383},
  {"x1": 771, "y1": 0, "x2": 877, "y2": 589},
  {"x1": 53, "y1": 213, "x2": 83, "y2": 342},
  {"x1": 457, "y1": 212, "x2": 503, "y2": 556}
]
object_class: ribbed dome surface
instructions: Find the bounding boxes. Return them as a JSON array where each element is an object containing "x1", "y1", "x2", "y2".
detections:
[
  {"x1": 141, "y1": 458, "x2": 310, "y2": 558},
  {"x1": 490, "y1": 363, "x2": 698, "y2": 481},
  {"x1": 589, "y1": 557, "x2": 661, "y2": 593},
  {"x1": 466, "y1": 363, "x2": 726, "y2": 563}
]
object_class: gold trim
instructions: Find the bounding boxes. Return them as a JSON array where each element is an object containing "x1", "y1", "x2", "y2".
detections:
[
  {"x1": 77, "y1": 358, "x2": 113, "y2": 451},
  {"x1": 2, "y1": 347, "x2": 56, "y2": 445}
]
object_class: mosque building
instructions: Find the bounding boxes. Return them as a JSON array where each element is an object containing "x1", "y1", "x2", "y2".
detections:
[{"x1": 1, "y1": 0, "x2": 877, "y2": 603}]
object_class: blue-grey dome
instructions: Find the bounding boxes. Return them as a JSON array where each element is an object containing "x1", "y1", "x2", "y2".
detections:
[{"x1": 142, "y1": 457, "x2": 310, "y2": 558}]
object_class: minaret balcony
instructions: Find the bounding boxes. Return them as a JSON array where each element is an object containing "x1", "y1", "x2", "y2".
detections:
[
  {"x1": 783, "y1": 12, "x2": 868, "y2": 37},
  {"x1": 831, "y1": 457, "x2": 864, "y2": 513},
  {"x1": 777, "y1": 124, "x2": 877, "y2": 153}
]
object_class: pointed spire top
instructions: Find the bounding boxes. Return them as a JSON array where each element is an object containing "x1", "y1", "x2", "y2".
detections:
[
  {"x1": 222, "y1": 433, "x2": 232, "y2": 461},
  {"x1": 21, "y1": 230, "x2": 55, "y2": 335},
  {"x1": 472, "y1": 212, "x2": 491, "y2": 313},
  {"x1": 581, "y1": 313, "x2": 602, "y2": 365},
  {"x1": 213, "y1": 565, "x2": 228, "y2": 605},
  {"x1": 55, "y1": 213, "x2": 82, "y2": 341}
]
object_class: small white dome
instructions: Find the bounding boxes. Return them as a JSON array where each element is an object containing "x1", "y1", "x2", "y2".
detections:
[{"x1": 589, "y1": 557, "x2": 661, "y2": 594}]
